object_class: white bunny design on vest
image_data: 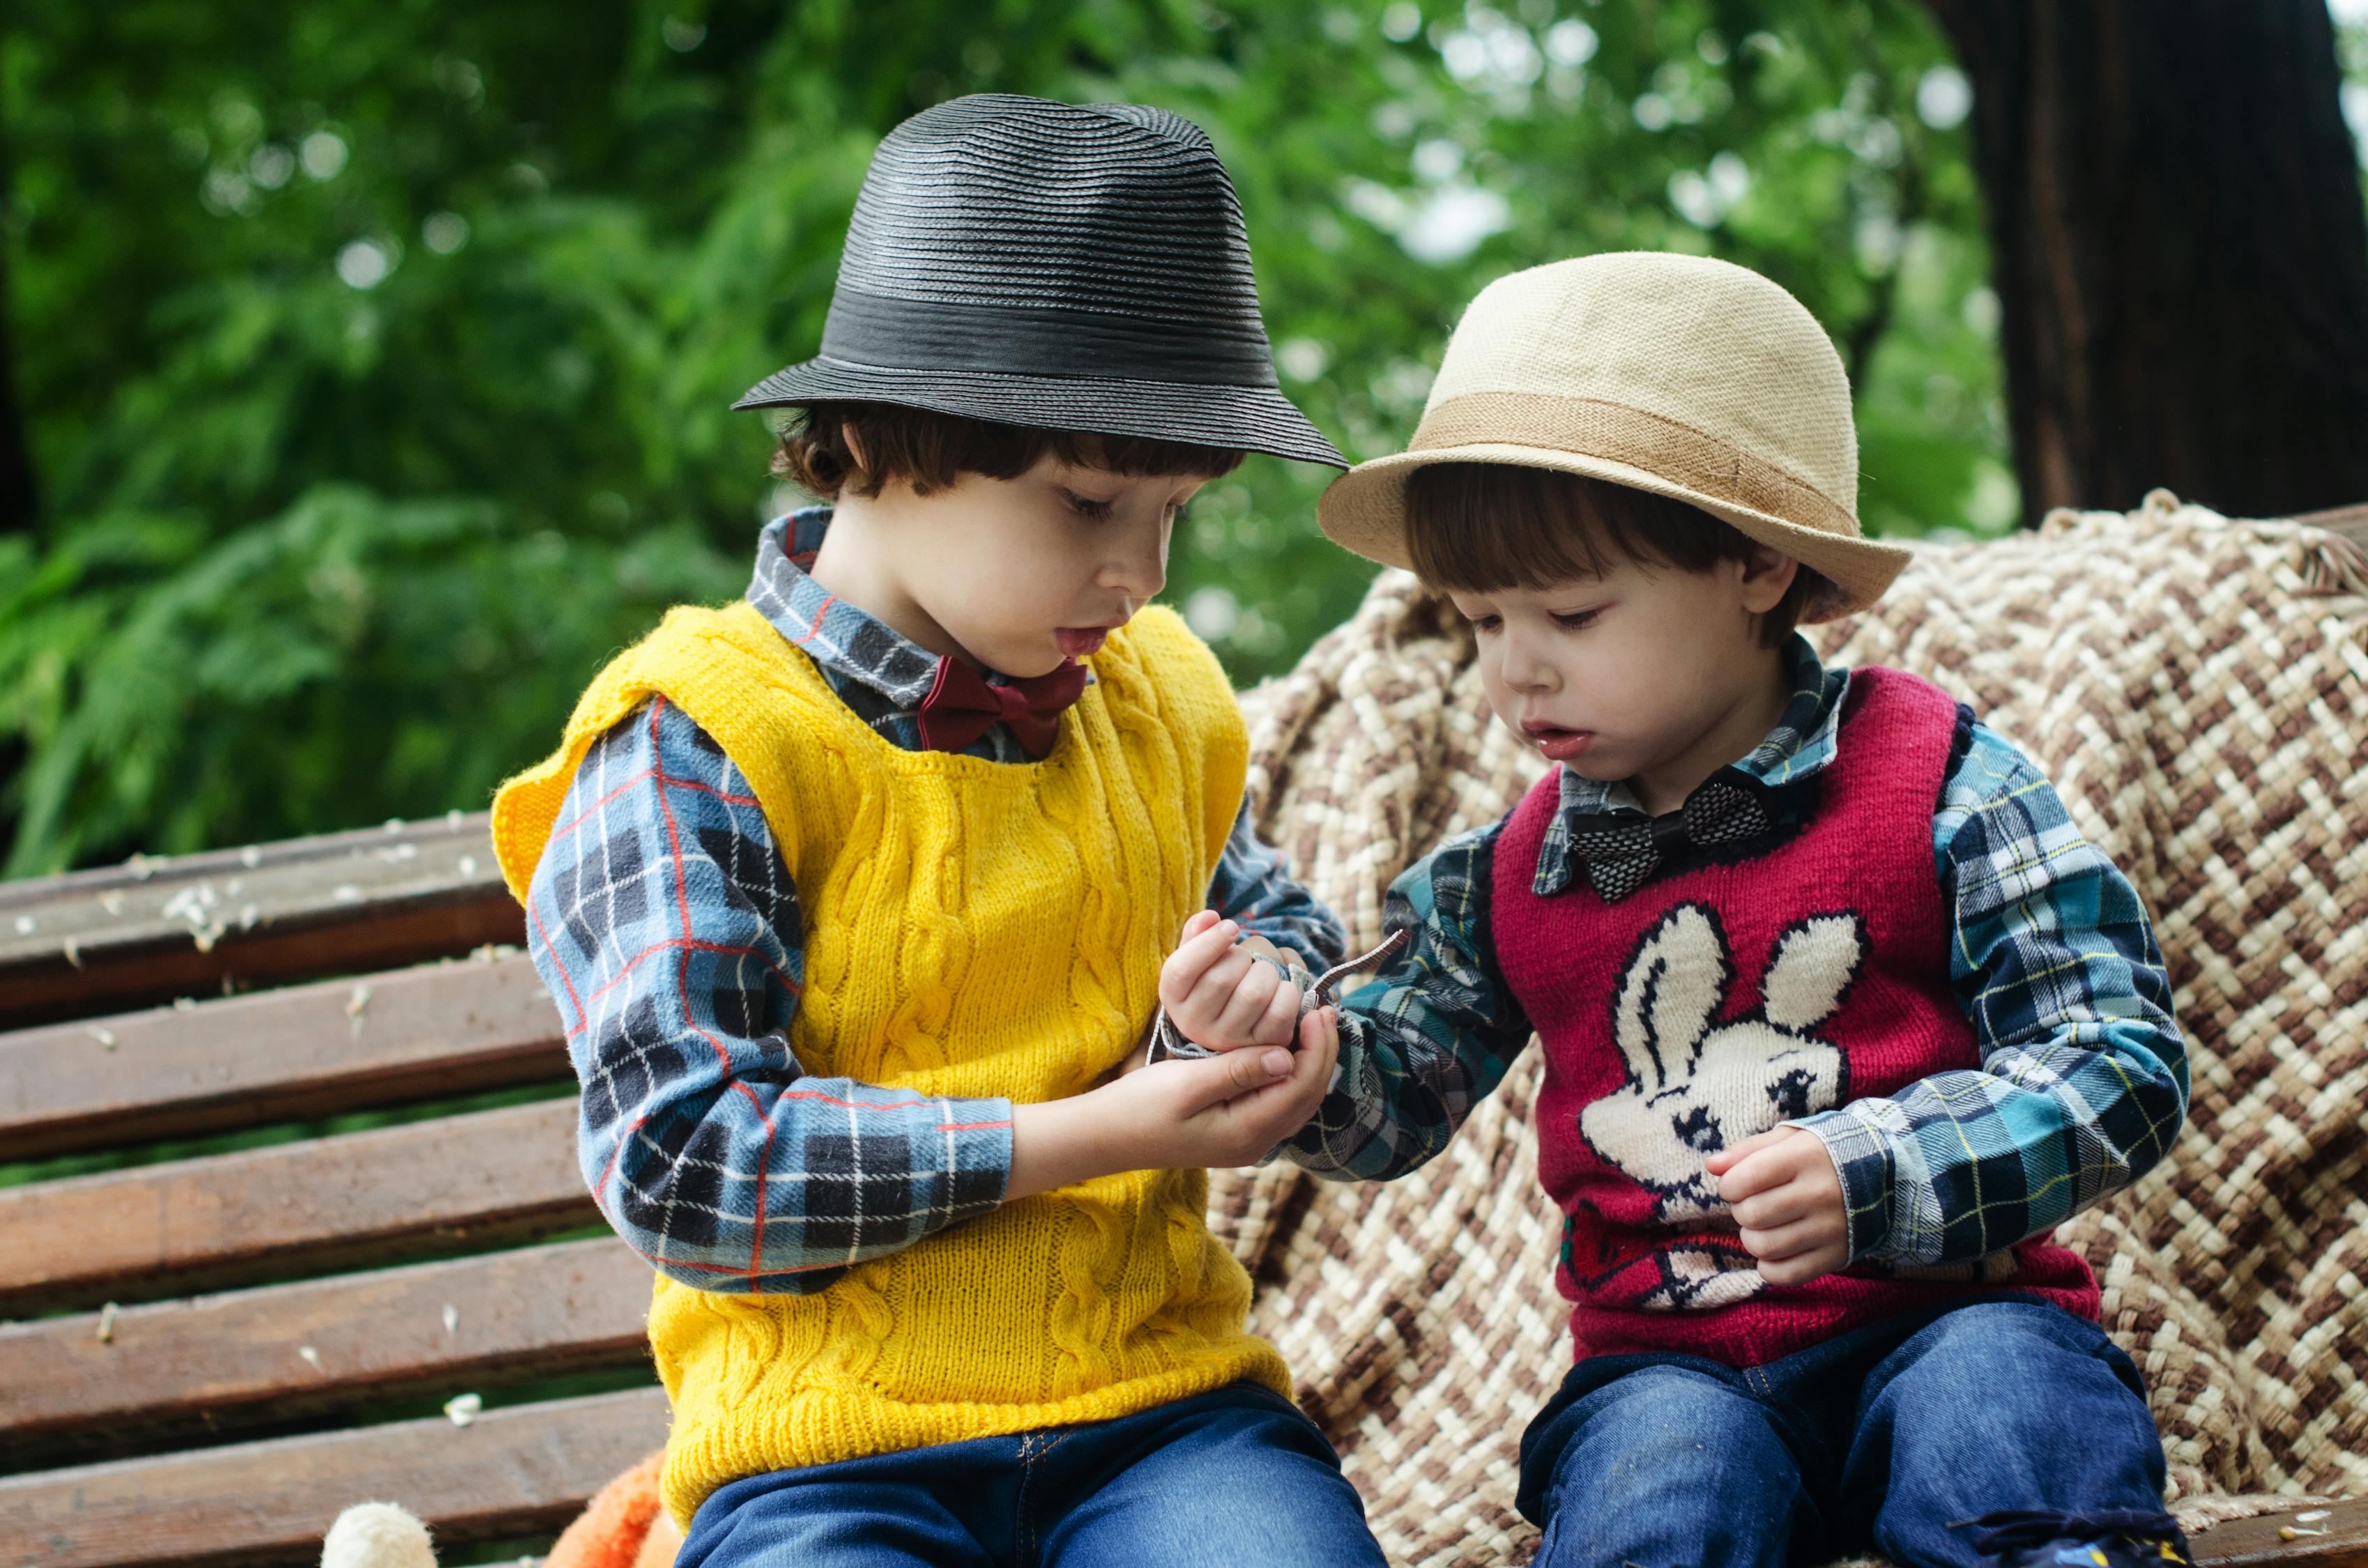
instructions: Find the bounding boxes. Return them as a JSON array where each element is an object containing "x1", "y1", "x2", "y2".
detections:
[
  {"x1": 1578, "y1": 903, "x2": 1863, "y2": 1310},
  {"x1": 1581, "y1": 903, "x2": 1863, "y2": 1225}
]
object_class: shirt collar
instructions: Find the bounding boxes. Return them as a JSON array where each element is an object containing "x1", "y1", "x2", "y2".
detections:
[
  {"x1": 746, "y1": 505, "x2": 1088, "y2": 705},
  {"x1": 1534, "y1": 633, "x2": 1849, "y2": 896}
]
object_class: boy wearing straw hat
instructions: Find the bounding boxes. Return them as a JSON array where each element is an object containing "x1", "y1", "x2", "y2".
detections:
[
  {"x1": 1159, "y1": 254, "x2": 2192, "y2": 1568},
  {"x1": 490, "y1": 95, "x2": 1388, "y2": 1567}
]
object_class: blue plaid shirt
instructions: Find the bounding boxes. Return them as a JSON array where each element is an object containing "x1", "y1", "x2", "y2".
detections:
[
  {"x1": 1285, "y1": 636, "x2": 2189, "y2": 1272},
  {"x1": 524, "y1": 508, "x2": 1343, "y2": 1294}
]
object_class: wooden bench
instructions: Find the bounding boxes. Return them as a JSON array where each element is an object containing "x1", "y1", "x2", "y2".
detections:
[
  {"x1": 0, "y1": 813, "x2": 665, "y2": 1567},
  {"x1": 6, "y1": 783, "x2": 2367, "y2": 1562}
]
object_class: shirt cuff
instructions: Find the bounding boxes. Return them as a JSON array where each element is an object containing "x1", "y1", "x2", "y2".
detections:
[
  {"x1": 1788, "y1": 1105, "x2": 1897, "y2": 1263},
  {"x1": 926, "y1": 1094, "x2": 1017, "y2": 1227}
]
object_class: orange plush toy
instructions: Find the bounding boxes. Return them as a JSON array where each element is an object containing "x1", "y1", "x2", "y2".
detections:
[{"x1": 545, "y1": 1450, "x2": 679, "y2": 1568}]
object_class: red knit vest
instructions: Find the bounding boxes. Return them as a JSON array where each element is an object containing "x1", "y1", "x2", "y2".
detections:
[{"x1": 1494, "y1": 667, "x2": 2098, "y2": 1367}]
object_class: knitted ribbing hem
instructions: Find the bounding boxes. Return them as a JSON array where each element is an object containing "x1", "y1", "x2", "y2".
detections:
[{"x1": 657, "y1": 1339, "x2": 1294, "y2": 1527}]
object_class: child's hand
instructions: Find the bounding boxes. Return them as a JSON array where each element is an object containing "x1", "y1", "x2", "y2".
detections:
[
  {"x1": 1158, "y1": 909, "x2": 1308, "y2": 1052},
  {"x1": 1705, "y1": 1128, "x2": 1848, "y2": 1286},
  {"x1": 1122, "y1": 1001, "x2": 1338, "y2": 1169},
  {"x1": 1008, "y1": 1005, "x2": 1340, "y2": 1198}
]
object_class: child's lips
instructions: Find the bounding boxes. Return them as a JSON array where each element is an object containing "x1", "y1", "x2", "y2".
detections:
[
  {"x1": 1522, "y1": 723, "x2": 1594, "y2": 761},
  {"x1": 1055, "y1": 625, "x2": 1115, "y2": 656}
]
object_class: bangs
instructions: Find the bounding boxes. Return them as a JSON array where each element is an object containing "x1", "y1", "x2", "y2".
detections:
[
  {"x1": 1403, "y1": 463, "x2": 1634, "y2": 592},
  {"x1": 1399, "y1": 461, "x2": 1822, "y2": 647},
  {"x1": 774, "y1": 401, "x2": 1244, "y2": 500},
  {"x1": 1044, "y1": 426, "x2": 1248, "y2": 479},
  {"x1": 1402, "y1": 463, "x2": 1728, "y2": 592}
]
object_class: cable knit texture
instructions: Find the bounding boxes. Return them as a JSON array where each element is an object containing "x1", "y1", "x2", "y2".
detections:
[
  {"x1": 492, "y1": 599, "x2": 1290, "y2": 1525},
  {"x1": 1495, "y1": 667, "x2": 2096, "y2": 1367}
]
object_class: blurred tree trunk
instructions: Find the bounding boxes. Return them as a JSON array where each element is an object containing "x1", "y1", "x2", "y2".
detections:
[{"x1": 1927, "y1": 0, "x2": 2368, "y2": 524}]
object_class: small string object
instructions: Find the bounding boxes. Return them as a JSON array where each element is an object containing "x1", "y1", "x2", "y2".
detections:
[{"x1": 1146, "y1": 928, "x2": 1412, "y2": 1064}]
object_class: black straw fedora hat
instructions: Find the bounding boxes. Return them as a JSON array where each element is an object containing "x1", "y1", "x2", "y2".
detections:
[{"x1": 732, "y1": 94, "x2": 1345, "y2": 468}]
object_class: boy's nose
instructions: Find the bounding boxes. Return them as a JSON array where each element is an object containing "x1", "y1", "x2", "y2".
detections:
[
  {"x1": 1498, "y1": 631, "x2": 1561, "y2": 692},
  {"x1": 1101, "y1": 555, "x2": 1163, "y2": 601},
  {"x1": 1100, "y1": 523, "x2": 1170, "y2": 599}
]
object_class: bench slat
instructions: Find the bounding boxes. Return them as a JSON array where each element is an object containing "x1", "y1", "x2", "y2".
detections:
[
  {"x1": 0, "y1": 951, "x2": 566, "y2": 1162},
  {"x1": 0, "y1": 1098, "x2": 594, "y2": 1316},
  {"x1": 0, "y1": 1237, "x2": 650, "y2": 1463},
  {"x1": 0, "y1": 1384, "x2": 669, "y2": 1568},
  {"x1": 0, "y1": 813, "x2": 521, "y2": 1031},
  {"x1": 2192, "y1": 1502, "x2": 2368, "y2": 1568}
]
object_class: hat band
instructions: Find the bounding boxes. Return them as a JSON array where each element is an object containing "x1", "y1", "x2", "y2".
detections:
[
  {"x1": 1409, "y1": 392, "x2": 1856, "y2": 539},
  {"x1": 819, "y1": 289, "x2": 1278, "y2": 389}
]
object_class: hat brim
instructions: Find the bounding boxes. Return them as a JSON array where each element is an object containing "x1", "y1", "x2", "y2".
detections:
[
  {"x1": 734, "y1": 355, "x2": 1347, "y2": 470},
  {"x1": 1316, "y1": 442, "x2": 1914, "y2": 622}
]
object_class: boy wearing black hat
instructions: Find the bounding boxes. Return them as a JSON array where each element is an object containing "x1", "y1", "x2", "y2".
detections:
[{"x1": 491, "y1": 95, "x2": 1386, "y2": 1567}]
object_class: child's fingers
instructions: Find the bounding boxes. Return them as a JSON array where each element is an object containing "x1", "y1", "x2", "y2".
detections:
[
  {"x1": 1274, "y1": 1008, "x2": 1341, "y2": 1124},
  {"x1": 1172, "y1": 952, "x2": 1263, "y2": 1040},
  {"x1": 1754, "y1": 1239, "x2": 1847, "y2": 1288},
  {"x1": 1160, "y1": 1043, "x2": 1297, "y2": 1115},
  {"x1": 1702, "y1": 1126, "x2": 1794, "y2": 1179},
  {"x1": 1281, "y1": 1008, "x2": 1338, "y2": 1107},
  {"x1": 1248, "y1": 971, "x2": 1304, "y2": 1047},
  {"x1": 1209, "y1": 961, "x2": 1288, "y2": 1045},
  {"x1": 1226, "y1": 1008, "x2": 1336, "y2": 1136},
  {"x1": 1187, "y1": 1010, "x2": 1340, "y2": 1168},
  {"x1": 1228, "y1": 1008, "x2": 1337, "y2": 1123},
  {"x1": 1301, "y1": 1006, "x2": 1340, "y2": 1087},
  {"x1": 1158, "y1": 919, "x2": 1244, "y2": 1010},
  {"x1": 1736, "y1": 1213, "x2": 1833, "y2": 1263},
  {"x1": 1728, "y1": 1178, "x2": 1820, "y2": 1233},
  {"x1": 1180, "y1": 908, "x2": 1224, "y2": 941},
  {"x1": 1297, "y1": 1001, "x2": 1339, "y2": 1056},
  {"x1": 1232, "y1": 931, "x2": 1285, "y2": 964},
  {"x1": 1712, "y1": 1146, "x2": 1793, "y2": 1206}
]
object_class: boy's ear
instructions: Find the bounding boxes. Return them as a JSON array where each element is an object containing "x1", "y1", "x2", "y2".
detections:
[
  {"x1": 1738, "y1": 546, "x2": 1800, "y2": 615},
  {"x1": 839, "y1": 420, "x2": 873, "y2": 483}
]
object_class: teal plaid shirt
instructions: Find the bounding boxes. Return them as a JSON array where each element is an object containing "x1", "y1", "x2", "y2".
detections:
[{"x1": 1284, "y1": 636, "x2": 2190, "y2": 1271}]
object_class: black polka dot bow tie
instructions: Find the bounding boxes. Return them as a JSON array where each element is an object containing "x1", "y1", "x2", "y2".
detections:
[{"x1": 1564, "y1": 774, "x2": 1774, "y2": 902}]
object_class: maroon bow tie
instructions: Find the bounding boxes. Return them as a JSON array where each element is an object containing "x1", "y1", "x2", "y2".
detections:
[{"x1": 915, "y1": 654, "x2": 1090, "y2": 760}]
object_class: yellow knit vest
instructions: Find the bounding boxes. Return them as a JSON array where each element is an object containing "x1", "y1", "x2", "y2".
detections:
[{"x1": 491, "y1": 599, "x2": 1292, "y2": 1524}]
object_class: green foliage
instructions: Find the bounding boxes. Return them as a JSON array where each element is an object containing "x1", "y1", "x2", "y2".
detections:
[{"x1": 5, "y1": 0, "x2": 2016, "y2": 873}]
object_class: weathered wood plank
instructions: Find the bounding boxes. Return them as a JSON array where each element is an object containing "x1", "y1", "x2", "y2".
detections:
[
  {"x1": 0, "y1": 1238, "x2": 650, "y2": 1463},
  {"x1": 2194, "y1": 1503, "x2": 2368, "y2": 1568},
  {"x1": 0, "y1": 1385, "x2": 669, "y2": 1568},
  {"x1": 0, "y1": 951, "x2": 566, "y2": 1162},
  {"x1": 0, "y1": 812, "x2": 522, "y2": 1031},
  {"x1": 0, "y1": 1098, "x2": 594, "y2": 1316}
]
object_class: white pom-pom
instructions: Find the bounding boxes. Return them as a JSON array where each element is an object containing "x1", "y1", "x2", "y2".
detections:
[{"x1": 321, "y1": 1501, "x2": 436, "y2": 1568}]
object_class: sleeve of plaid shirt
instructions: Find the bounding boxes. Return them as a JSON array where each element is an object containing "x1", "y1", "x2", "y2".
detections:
[
  {"x1": 526, "y1": 695, "x2": 1345, "y2": 1293},
  {"x1": 1276, "y1": 821, "x2": 1536, "y2": 1181},
  {"x1": 1789, "y1": 717, "x2": 2191, "y2": 1268},
  {"x1": 1206, "y1": 804, "x2": 1348, "y2": 969}
]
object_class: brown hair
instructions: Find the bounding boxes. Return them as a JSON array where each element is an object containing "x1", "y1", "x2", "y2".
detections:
[
  {"x1": 1401, "y1": 463, "x2": 1821, "y2": 647},
  {"x1": 772, "y1": 401, "x2": 1246, "y2": 499}
]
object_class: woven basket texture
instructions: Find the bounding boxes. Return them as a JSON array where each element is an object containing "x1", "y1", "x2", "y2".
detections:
[{"x1": 1213, "y1": 491, "x2": 2368, "y2": 1565}]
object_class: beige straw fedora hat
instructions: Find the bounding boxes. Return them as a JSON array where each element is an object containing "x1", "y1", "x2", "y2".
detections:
[{"x1": 1317, "y1": 251, "x2": 1911, "y2": 620}]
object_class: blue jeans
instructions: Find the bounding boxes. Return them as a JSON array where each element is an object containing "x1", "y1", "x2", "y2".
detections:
[
  {"x1": 1518, "y1": 1298, "x2": 2169, "y2": 1568},
  {"x1": 676, "y1": 1381, "x2": 1388, "y2": 1568}
]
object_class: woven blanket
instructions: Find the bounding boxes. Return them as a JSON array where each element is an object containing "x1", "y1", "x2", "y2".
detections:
[{"x1": 1214, "y1": 493, "x2": 2368, "y2": 1566}]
